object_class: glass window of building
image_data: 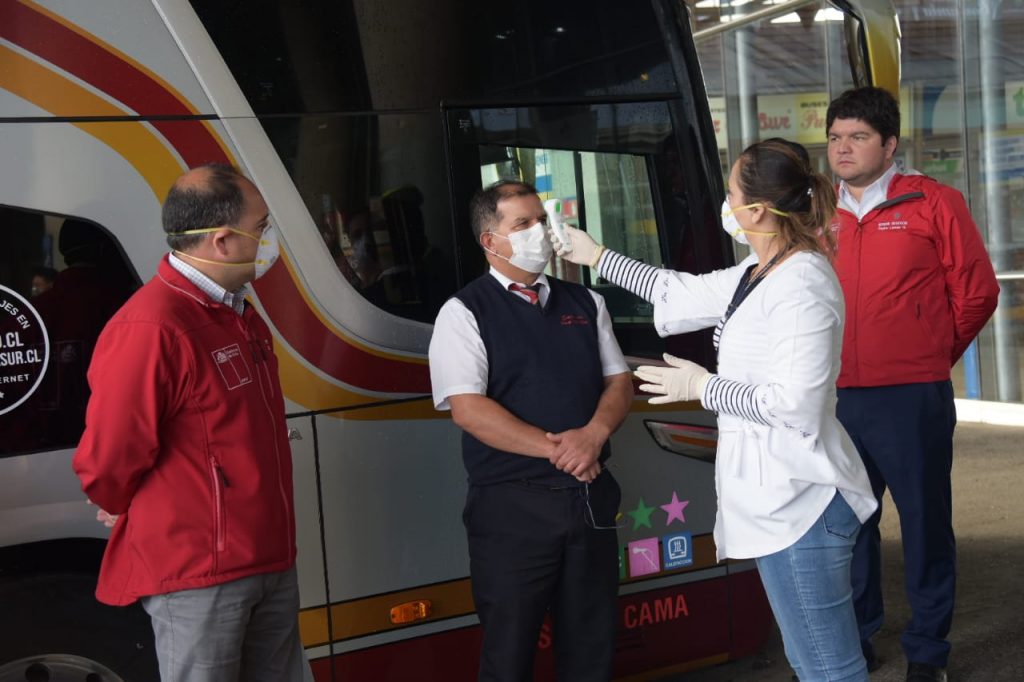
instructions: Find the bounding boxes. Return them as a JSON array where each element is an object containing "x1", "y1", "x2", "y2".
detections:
[{"x1": 689, "y1": 0, "x2": 1024, "y2": 404}]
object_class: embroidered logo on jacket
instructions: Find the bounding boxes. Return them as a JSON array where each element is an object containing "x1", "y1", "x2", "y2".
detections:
[
  {"x1": 212, "y1": 343, "x2": 253, "y2": 390},
  {"x1": 560, "y1": 314, "x2": 590, "y2": 326},
  {"x1": 877, "y1": 220, "x2": 908, "y2": 231}
]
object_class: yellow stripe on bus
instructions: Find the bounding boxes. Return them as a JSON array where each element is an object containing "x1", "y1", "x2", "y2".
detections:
[
  {"x1": 273, "y1": 334, "x2": 442, "y2": 420},
  {"x1": 276, "y1": 252, "x2": 428, "y2": 366},
  {"x1": 297, "y1": 535, "x2": 723, "y2": 646},
  {"x1": 299, "y1": 578, "x2": 476, "y2": 648},
  {"x1": 0, "y1": 44, "x2": 183, "y2": 200}
]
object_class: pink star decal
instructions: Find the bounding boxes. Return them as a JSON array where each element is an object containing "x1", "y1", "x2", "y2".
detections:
[{"x1": 661, "y1": 492, "x2": 690, "y2": 526}]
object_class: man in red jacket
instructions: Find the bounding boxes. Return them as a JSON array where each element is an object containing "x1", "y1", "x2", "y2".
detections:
[
  {"x1": 826, "y1": 87, "x2": 999, "y2": 682},
  {"x1": 73, "y1": 164, "x2": 310, "y2": 682}
]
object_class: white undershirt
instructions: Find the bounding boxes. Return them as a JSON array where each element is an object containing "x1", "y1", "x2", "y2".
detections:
[
  {"x1": 428, "y1": 268, "x2": 629, "y2": 410},
  {"x1": 837, "y1": 163, "x2": 899, "y2": 219}
]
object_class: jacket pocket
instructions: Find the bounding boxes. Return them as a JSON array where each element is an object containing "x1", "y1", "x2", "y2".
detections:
[
  {"x1": 208, "y1": 457, "x2": 228, "y2": 559},
  {"x1": 718, "y1": 427, "x2": 766, "y2": 486}
]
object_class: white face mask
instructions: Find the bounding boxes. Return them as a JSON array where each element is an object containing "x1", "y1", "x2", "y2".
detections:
[
  {"x1": 720, "y1": 199, "x2": 781, "y2": 245},
  {"x1": 721, "y1": 199, "x2": 748, "y2": 245},
  {"x1": 253, "y1": 226, "x2": 280, "y2": 279},
  {"x1": 174, "y1": 223, "x2": 280, "y2": 280},
  {"x1": 486, "y1": 222, "x2": 552, "y2": 273}
]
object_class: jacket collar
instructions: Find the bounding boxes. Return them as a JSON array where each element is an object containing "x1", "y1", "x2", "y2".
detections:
[{"x1": 156, "y1": 254, "x2": 248, "y2": 315}]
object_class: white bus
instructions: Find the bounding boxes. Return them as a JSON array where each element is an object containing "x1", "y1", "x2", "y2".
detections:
[{"x1": 0, "y1": 0, "x2": 898, "y2": 679}]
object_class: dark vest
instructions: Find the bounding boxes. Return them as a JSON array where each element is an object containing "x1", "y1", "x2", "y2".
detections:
[{"x1": 455, "y1": 274, "x2": 610, "y2": 485}]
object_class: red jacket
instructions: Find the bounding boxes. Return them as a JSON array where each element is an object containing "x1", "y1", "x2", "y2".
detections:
[
  {"x1": 832, "y1": 172, "x2": 999, "y2": 388},
  {"x1": 73, "y1": 256, "x2": 296, "y2": 605}
]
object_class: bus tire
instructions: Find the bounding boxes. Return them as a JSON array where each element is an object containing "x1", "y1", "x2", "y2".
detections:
[{"x1": 0, "y1": 572, "x2": 159, "y2": 682}]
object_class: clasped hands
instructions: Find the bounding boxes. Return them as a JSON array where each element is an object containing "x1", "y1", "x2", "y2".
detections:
[
  {"x1": 87, "y1": 498, "x2": 118, "y2": 527},
  {"x1": 546, "y1": 426, "x2": 604, "y2": 482},
  {"x1": 635, "y1": 353, "x2": 712, "y2": 404}
]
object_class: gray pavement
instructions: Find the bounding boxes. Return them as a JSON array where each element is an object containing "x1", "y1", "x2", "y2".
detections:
[{"x1": 667, "y1": 422, "x2": 1024, "y2": 682}]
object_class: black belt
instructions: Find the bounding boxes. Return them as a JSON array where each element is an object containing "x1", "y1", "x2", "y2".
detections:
[{"x1": 513, "y1": 478, "x2": 583, "y2": 492}]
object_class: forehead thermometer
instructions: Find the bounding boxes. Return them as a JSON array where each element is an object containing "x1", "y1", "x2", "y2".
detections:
[{"x1": 543, "y1": 199, "x2": 572, "y2": 253}]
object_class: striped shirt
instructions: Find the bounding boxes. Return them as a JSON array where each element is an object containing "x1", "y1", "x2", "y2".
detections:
[
  {"x1": 168, "y1": 252, "x2": 248, "y2": 315},
  {"x1": 596, "y1": 249, "x2": 766, "y2": 422}
]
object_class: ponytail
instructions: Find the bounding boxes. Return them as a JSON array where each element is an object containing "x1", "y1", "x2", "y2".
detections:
[{"x1": 736, "y1": 139, "x2": 837, "y2": 258}]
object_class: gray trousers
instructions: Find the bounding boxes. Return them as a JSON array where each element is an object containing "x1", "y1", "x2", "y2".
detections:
[{"x1": 141, "y1": 567, "x2": 312, "y2": 682}]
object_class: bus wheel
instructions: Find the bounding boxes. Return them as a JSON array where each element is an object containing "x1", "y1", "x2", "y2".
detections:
[
  {"x1": 0, "y1": 654, "x2": 124, "y2": 682},
  {"x1": 0, "y1": 572, "x2": 158, "y2": 682}
]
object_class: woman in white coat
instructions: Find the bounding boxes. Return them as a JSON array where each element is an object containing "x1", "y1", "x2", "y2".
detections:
[{"x1": 554, "y1": 139, "x2": 877, "y2": 681}]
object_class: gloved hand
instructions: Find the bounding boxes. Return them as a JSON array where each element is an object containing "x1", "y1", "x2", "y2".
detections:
[
  {"x1": 549, "y1": 225, "x2": 605, "y2": 268},
  {"x1": 634, "y1": 353, "x2": 712, "y2": 405}
]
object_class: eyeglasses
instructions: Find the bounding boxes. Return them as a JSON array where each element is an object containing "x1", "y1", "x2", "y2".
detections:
[{"x1": 580, "y1": 479, "x2": 626, "y2": 531}]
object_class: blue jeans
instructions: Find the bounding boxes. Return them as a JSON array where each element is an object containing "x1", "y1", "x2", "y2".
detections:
[{"x1": 755, "y1": 492, "x2": 868, "y2": 682}]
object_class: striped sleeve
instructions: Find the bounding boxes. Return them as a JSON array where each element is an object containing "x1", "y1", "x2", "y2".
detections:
[
  {"x1": 596, "y1": 249, "x2": 660, "y2": 303},
  {"x1": 700, "y1": 375, "x2": 772, "y2": 426}
]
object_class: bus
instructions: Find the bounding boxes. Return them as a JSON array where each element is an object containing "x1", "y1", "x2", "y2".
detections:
[{"x1": 0, "y1": 1, "x2": 898, "y2": 679}]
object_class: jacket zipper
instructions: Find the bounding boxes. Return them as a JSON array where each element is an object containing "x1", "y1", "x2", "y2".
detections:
[
  {"x1": 209, "y1": 456, "x2": 227, "y2": 556},
  {"x1": 240, "y1": 313, "x2": 293, "y2": 555},
  {"x1": 847, "y1": 190, "x2": 924, "y2": 384}
]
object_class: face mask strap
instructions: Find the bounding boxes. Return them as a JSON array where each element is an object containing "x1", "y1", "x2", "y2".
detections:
[
  {"x1": 173, "y1": 251, "x2": 256, "y2": 268},
  {"x1": 723, "y1": 202, "x2": 790, "y2": 219},
  {"x1": 171, "y1": 226, "x2": 261, "y2": 241}
]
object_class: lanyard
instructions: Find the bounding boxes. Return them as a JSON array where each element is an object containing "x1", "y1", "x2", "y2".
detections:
[{"x1": 720, "y1": 249, "x2": 788, "y2": 330}]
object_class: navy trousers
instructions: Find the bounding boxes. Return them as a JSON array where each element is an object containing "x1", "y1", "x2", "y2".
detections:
[
  {"x1": 464, "y1": 471, "x2": 621, "y2": 682},
  {"x1": 837, "y1": 381, "x2": 956, "y2": 668}
]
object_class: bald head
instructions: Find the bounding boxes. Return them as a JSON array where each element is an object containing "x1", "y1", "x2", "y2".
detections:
[{"x1": 163, "y1": 163, "x2": 252, "y2": 252}]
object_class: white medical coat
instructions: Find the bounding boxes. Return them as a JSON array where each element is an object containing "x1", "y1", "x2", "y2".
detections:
[{"x1": 653, "y1": 251, "x2": 877, "y2": 560}]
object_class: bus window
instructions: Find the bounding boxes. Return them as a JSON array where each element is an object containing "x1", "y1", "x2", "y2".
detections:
[
  {"x1": 262, "y1": 113, "x2": 458, "y2": 323},
  {"x1": 0, "y1": 208, "x2": 137, "y2": 456},
  {"x1": 190, "y1": 0, "x2": 675, "y2": 115},
  {"x1": 479, "y1": 146, "x2": 659, "y2": 326}
]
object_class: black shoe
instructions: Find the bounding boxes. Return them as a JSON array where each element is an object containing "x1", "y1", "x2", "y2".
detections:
[{"x1": 906, "y1": 662, "x2": 947, "y2": 681}]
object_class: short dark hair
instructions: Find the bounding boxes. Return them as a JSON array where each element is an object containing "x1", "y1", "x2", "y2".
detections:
[
  {"x1": 162, "y1": 163, "x2": 247, "y2": 252},
  {"x1": 468, "y1": 180, "x2": 537, "y2": 242},
  {"x1": 826, "y1": 86, "x2": 900, "y2": 143}
]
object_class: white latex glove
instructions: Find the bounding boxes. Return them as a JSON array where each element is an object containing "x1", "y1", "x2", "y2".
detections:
[
  {"x1": 634, "y1": 353, "x2": 712, "y2": 405},
  {"x1": 548, "y1": 225, "x2": 605, "y2": 268}
]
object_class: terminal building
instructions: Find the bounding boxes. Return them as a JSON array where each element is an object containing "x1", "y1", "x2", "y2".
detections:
[{"x1": 690, "y1": 0, "x2": 1024, "y2": 414}]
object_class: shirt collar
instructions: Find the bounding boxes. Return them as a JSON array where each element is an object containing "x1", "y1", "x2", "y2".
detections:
[
  {"x1": 838, "y1": 162, "x2": 899, "y2": 219},
  {"x1": 168, "y1": 252, "x2": 249, "y2": 315},
  {"x1": 488, "y1": 266, "x2": 549, "y2": 293}
]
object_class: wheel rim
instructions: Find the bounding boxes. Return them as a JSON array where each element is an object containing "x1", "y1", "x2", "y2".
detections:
[{"x1": 0, "y1": 655, "x2": 125, "y2": 682}]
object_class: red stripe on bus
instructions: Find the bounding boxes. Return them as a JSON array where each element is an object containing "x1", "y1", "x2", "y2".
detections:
[
  {"x1": 0, "y1": 1, "x2": 228, "y2": 167},
  {"x1": 253, "y1": 262, "x2": 431, "y2": 394}
]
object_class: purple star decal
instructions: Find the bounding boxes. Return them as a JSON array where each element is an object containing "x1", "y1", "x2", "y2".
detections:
[{"x1": 661, "y1": 491, "x2": 690, "y2": 526}]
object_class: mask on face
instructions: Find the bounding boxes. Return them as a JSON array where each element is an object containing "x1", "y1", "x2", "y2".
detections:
[
  {"x1": 173, "y1": 224, "x2": 280, "y2": 279},
  {"x1": 485, "y1": 222, "x2": 553, "y2": 273},
  {"x1": 720, "y1": 200, "x2": 783, "y2": 244},
  {"x1": 721, "y1": 199, "x2": 749, "y2": 245},
  {"x1": 252, "y1": 226, "x2": 280, "y2": 278}
]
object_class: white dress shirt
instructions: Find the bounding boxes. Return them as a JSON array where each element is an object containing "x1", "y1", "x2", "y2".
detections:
[
  {"x1": 429, "y1": 268, "x2": 629, "y2": 410},
  {"x1": 837, "y1": 162, "x2": 899, "y2": 219},
  {"x1": 649, "y1": 252, "x2": 878, "y2": 560},
  {"x1": 168, "y1": 252, "x2": 248, "y2": 315}
]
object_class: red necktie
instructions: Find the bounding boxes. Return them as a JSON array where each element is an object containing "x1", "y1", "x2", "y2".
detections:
[{"x1": 509, "y1": 283, "x2": 540, "y2": 305}]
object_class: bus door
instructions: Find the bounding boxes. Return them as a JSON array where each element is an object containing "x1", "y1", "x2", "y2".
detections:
[{"x1": 444, "y1": 100, "x2": 772, "y2": 675}]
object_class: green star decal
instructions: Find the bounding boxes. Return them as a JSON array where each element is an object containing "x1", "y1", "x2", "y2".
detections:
[{"x1": 627, "y1": 497, "x2": 656, "y2": 530}]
